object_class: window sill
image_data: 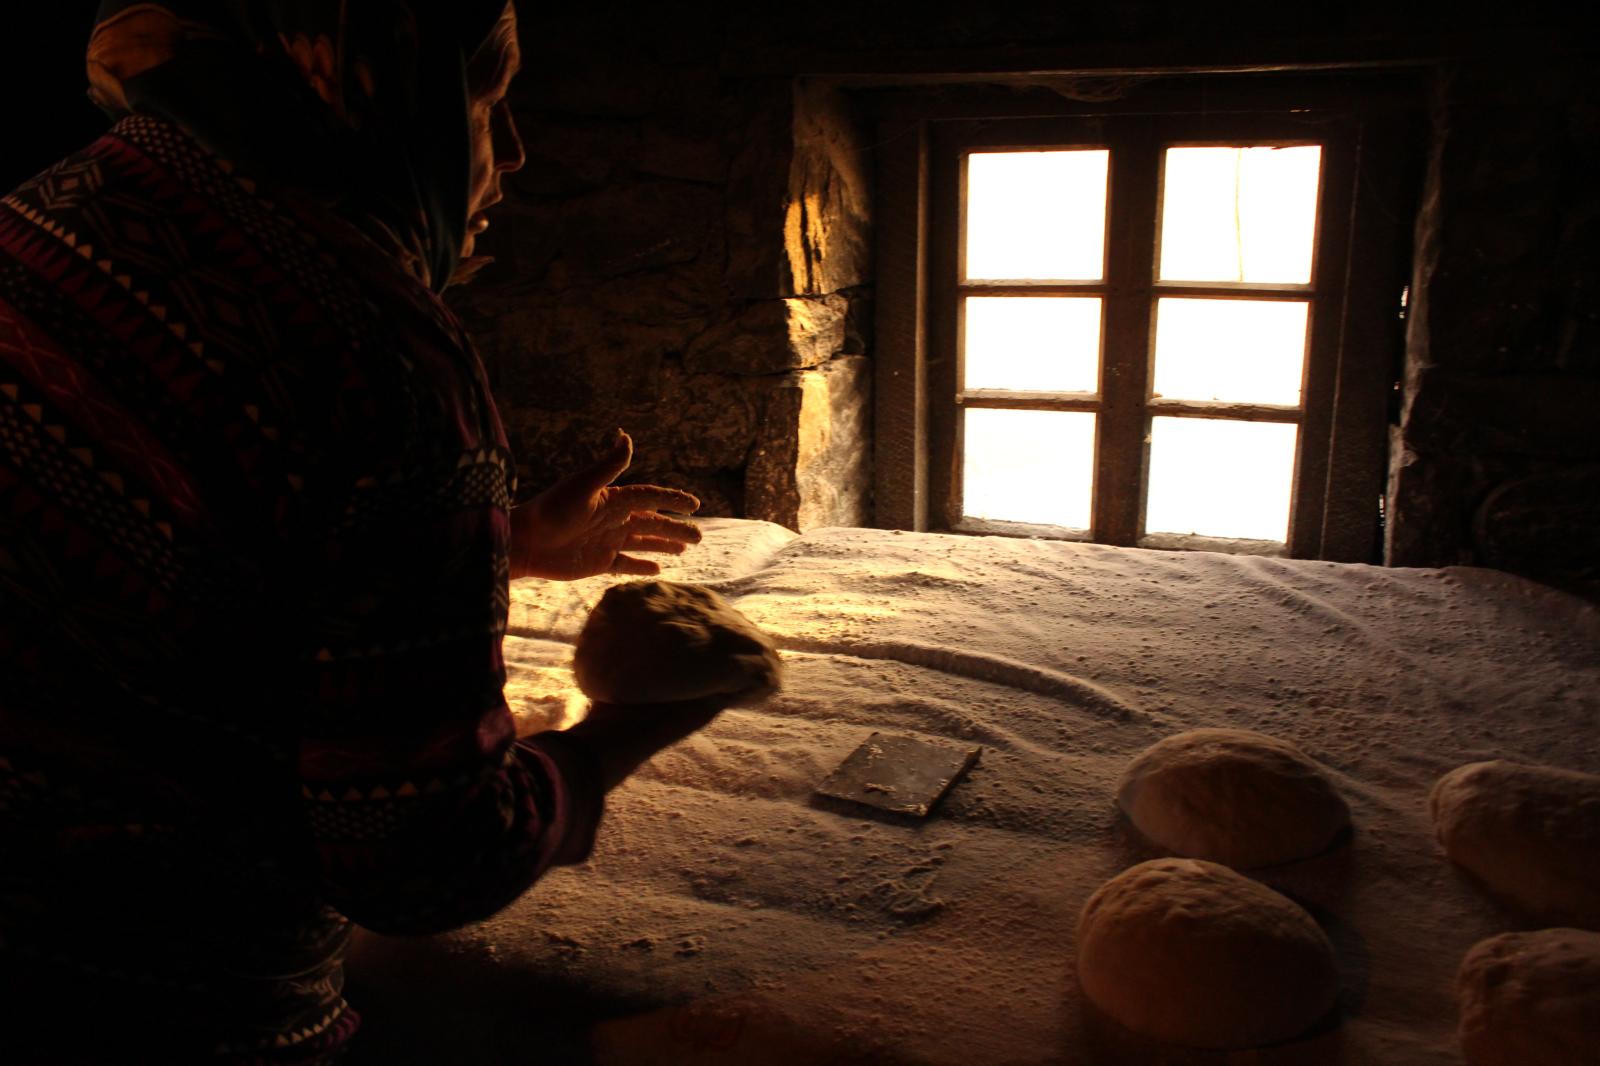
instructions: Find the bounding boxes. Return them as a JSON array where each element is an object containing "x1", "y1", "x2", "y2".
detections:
[{"x1": 944, "y1": 517, "x2": 1287, "y2": 558}]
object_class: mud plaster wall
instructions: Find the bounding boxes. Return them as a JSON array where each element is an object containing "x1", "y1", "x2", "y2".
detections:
[{"x1": 451, "y1": 4, "x2": 1597, "y2": 587}]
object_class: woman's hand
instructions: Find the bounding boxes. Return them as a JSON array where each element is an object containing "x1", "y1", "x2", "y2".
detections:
[
  {"x1": 556, "y1": 697, "x2": 725, "y2": 793},
  {"x1": 509, "y1": 430, "x2": 701, "y2": 581}
]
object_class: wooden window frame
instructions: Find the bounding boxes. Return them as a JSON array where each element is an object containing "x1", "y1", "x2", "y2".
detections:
[{"x1": 873, "y1": 76, "x2": 1421, "y2": 562}]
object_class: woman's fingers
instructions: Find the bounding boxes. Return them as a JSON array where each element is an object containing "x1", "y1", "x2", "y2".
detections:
[
  {"x1": 626, "y1": 514, "x2": 702, "y2": 545},
  {"x1": 608, "y1": 554, "x2": 661, "y2": 577},
  {"x1": 576, "y1": 430, "x2": 634, "y2": 494},
  {"x1": 609, "y1": 484, "x2": 701, "y2": 516},
  {"x1": 623, "y1": 534, "x2": 689, "y2": 555}
]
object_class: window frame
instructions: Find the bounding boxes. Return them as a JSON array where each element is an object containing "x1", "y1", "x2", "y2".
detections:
[{"x1": 872, "y1": 75, "x2": 1421, "y2": 562}]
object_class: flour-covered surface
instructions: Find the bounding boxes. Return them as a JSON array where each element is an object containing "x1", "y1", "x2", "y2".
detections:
[{"x1": 346, "y1": 520, "x2": 1600, "y2": 1065}]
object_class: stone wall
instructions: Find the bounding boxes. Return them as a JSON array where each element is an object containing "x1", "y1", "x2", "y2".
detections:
[
  {"x1": 452, "y1": 6, "x2": 1596, "y2": 584},
  {"x1": 449, "y1": 19, "x2": 870, "y2": 528},
  {"x1": 1388, "y1": 57, "x2": 1600, "y2": 590}
]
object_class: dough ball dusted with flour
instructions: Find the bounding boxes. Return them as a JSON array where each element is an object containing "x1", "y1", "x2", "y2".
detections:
[
  {"x1": 1430, "y1": 760, "x2": 1600, "y2": 928},
  {"x1": 1075, "y1": 858, "x2": 1340, "y2": 1049},
  {"x1": 1456, "y1": 929, "x2": 1600, "y2": 1066},
  {"x1": 573, "y1": 580, "x2": 782, "y2": 705},
  {"x1": 1116, "y1": 728, "x2": 1350, "y2": 868}
]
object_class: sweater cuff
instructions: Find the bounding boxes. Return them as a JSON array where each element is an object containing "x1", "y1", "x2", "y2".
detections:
[{"x1": 516, "y1": 731, "x2": 605, "y2": 867}]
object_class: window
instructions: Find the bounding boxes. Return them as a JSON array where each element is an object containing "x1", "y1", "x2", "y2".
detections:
[{"x1": 873, "y1": 77, "x2": 1420, "y2": 561}]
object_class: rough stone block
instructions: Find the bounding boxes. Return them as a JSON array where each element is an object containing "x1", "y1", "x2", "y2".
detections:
[
  {"x1": 746, "y1": 356, "x2": 871, "y2": 530},
  {"x1": 517, "y1": 48, "x2": 717, "y2": 119},
  {"x1": 724, "y1": 81, "x2": 799, "y2": 300},
  {"x1": 508, "y1": 118, "x2": 627, "y2": 197},
  {"x1": 655, "y1": 363, "x2": 760, "y2": 473},
  {"x1": 590, "y1": 261, "x2": 725, "y2": 328},
  {"x1": 724, "y1": 80, "x2": 871, "y2": 300},
  {"x1": 552, "y1": 180, "x2": 723, "y2": 285},
  {"x1": 1473, "y1": 466, "x2": 1600, "y2": 587},
  {"x1": 1385, "y1": 432, "x2": 1476, "y2": 568},
  {"x1": 1402, "y1": 370, "x2": 1600, "y2": 460},
  {"x1": 783, "y1": 83, "x2": 872, "y2": 296},
  {"x1": 634, "y1": 118, "x2": 731, "y2": 184},
  {"x1": 745, "y1": 378, "x2": 805, "y2": 529},
  {"x1": 796, "y1": 356, "x2": 872, "y2": 530},
  {"x1": 683, "y1": 295, "x2": 848, "y2": 375}
]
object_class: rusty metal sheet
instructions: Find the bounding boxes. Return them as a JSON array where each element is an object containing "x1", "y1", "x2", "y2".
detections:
[{"x1": 814, "y1": 731, "x2": 981, "y2": 819}]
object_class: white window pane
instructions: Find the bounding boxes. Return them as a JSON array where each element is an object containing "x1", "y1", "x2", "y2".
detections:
[
  {"x1": 964, "y1": 297, "x2": 1101, "y2": 393},
  {"x1": 1146, "y1": 417, "x2": 1297, "y2": 542},
  {"x1": 1159, "y1": 146, "x2": 1322, "y2": 284},
  {"x1": 1152, "y1": 298, "x2": 1308, "y2": 405},
  {"x1": 965, "y1": 150, "x2": 1109, "y2": 281},
  {"x1": 963, "y1": 409, "x2": 1096, "y2": 529}
]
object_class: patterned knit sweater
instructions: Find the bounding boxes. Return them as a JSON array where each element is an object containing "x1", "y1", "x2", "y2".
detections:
[{"x1": 0, "y1": 115, "x2": 600, "y2": 1063}]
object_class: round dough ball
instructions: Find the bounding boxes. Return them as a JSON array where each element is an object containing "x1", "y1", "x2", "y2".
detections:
[
  {"x1": 1116, "y1": 729, "x2": 1350, "y2": 868},
  {"x1": 1430, "y1": 760, "x2": 1600, "y2": 928},
  {"x1": 1076, "y1": 858, "x2": 1340, "y2": 1049},
  {"x1": 573, "y1": 580, "x2": 782, "y2": 705},
  {"x1": 1457, "y1": 929, "x2": 1600, "y2": 1066}
]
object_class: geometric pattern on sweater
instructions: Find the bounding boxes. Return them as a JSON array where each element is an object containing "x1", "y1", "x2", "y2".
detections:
[{"x1": 0, "y1": 116, "x2": 598, "y2": 1063}]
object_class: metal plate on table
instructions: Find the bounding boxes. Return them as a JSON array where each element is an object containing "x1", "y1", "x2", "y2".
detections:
[{"x1": 814, "y1": 732, "x2": 981, "y2": 819}]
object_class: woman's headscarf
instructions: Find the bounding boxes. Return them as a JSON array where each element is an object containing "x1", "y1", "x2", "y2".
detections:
[{"x1": 86, "y1": 0, "x2": 510, "y2": 292}]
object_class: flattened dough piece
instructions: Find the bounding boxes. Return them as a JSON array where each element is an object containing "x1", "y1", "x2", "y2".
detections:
[
  {"x1": 1117, "y1": 728, "x2": 1350, "y2": 869},
  {"x1": 1076, "y1": 858, "x2": 1340, "y2": 1050},
  {"x1": 1430, "y1": 760, "x2": 1600, "y2": 928},
  {"x1": 573, "y1": 580, "x2": 782, "y2": 705},
  {"x1": 1457, "y1": 929, "x2": 1600, "y2": 1066}
]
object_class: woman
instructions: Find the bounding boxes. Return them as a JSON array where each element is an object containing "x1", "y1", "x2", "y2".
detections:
[{"x1": 0, "y1": 2, "x2": 709, "y2": 1061}]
